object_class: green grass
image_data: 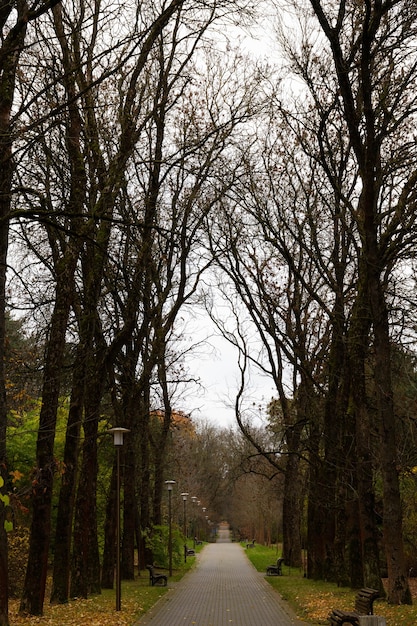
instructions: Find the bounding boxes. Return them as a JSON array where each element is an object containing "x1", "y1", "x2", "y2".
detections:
[
  {"x1": 10, "y1": 542, "x2": 417, "y2": 625},
  {"x1": 243, "y1": 543, "x2": 417, "y2": 626},
  {"x1": 10, "y1": 576, "x2": 168, "y2": 626},
  {"x1": 9, "y1": 544, "x2": 203, "y2": 626}
]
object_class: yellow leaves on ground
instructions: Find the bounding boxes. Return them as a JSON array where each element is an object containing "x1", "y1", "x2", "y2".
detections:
[
  {"x1": 9, "y1": 596, "x2": 143, "y2": 626},
  {"x1": 298, "y1": 582, "x2": 417, "y2": 626},
  {"x1": 300, "y1": 590, "x2": 336, "y2": 622}
]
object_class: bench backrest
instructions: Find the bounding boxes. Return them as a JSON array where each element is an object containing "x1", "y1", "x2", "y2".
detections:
[{"x1": 354, "y1": 588, "x2": 379, "y2": 615}]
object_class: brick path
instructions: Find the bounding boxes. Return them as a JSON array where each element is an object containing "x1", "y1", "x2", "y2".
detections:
[{"x1": 135, "y1": 529, "x2": 310, "y2": 625}]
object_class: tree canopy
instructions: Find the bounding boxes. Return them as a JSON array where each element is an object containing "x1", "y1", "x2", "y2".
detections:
[{"x1": 1, "y1": 1, "x2": 417, "y2": 623}]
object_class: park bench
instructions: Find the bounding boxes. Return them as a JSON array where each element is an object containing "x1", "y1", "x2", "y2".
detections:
[
  {"x1": 146, "y1": 564, "x2": 167, "y2": 587},
  {"x1": 328, "y1": 588, "x2": 380, "y2": 625},
  {"x1": 185, "y1": 545, "x2": 195, "y2": 556},
  {"x1": 194, "y1": 537, "x2": 203, "y2": 545},
  {"x1": 266, "y1": 557, "x2": 285, "y2": 576},
  {"x1": 246, "y1": 539, "x2": 255, "y2": 549}
]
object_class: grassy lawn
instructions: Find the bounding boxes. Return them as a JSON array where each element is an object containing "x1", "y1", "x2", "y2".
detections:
[
  {"x1": 10, "y1": 578, "x2": 166, "y2": 626},
  {"x1": 244, "y1": 543, "x2": 417, "y2": 626},
  {"x1": 8, "y1": 547, "x2": 200, "y2": 626},
  {"x1": 9, "y1": 543, "x2": 417, "y2": 625}
]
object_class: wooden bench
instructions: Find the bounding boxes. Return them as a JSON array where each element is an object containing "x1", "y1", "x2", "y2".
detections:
[
  {"x1": 246, "y1": 539, "x2": 255, "y2": 549},
  {"x1": 146, "y1": 564, "x2": 167, "y2": 587},
  {"x1": 185, "y1": 545, "x2": 195, "y2": 556},
  {"x1": 328, "y1": 588, "x2": 380, "y2": 625},
  {"x1": 266, "y1": 557, "x2": 285, "y2": 576}
]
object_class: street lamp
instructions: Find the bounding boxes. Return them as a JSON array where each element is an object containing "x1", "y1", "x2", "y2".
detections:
[
  {"x1": 191, "y1": 496, "x2": 197, "y2": 543},
  {"x1": 181, "y1": 492, "x2": 189, "y2": 562},
  {"x1": 195, "y1": 501, "x2": 201, "y2": 545},
  {"x1": 165, "y1": 480, "x2": 176, "y2": 576},
  {"x1": 191, "y1": 496, "x2": 198, "y2": 548},
  {"x1": 202, "y1": 508, "x2": 206, "y2": 541},
  {"x1": 108, "y1": 427, "x2": 130, "y2": 611}
]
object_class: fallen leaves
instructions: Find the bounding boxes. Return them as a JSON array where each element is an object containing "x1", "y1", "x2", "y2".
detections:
[
  {"x1": 302, "y1": 590, "x2": 337, "y2": 621},
  {"x1": 9, "y1": 596, "x2": 143, "y2": 626}
]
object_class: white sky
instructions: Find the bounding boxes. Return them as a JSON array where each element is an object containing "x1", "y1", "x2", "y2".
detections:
[{"x1": 177, "y1": 312, "x2": 278, "y2": 429}]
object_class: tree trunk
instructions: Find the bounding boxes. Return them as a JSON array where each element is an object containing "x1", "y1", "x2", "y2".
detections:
[
  {"x1": 0, "y1": 120, "x2": 10, "y2": 626},
  {"x1": 70, "y1": 391, "x2": 101, "y2": 598},
  {"x1": 282, "y1": 426, "x2": 303, "y2": 568},
  {"x1": 50, "y1": 352, "x2": 84, "y2": 604},
  {"x1": 348, "y1": 274, "x2": 382, "y2": 592},
  {"x1": 20, "y1": 281, "x2": 75, "y2": 615},
  {"x1": 101, "y1": 460, "x2": 117, "y2": 589},
  {"x1": 282, "y1": 454, "x2": 302, "y2": 568},
  {"x1": 324, "y1": 275, "x2": 352, "y2": 586},
  {"x1": 370, "y1": 272, "x2": 411, "y2": 604},
  {"x1": 346, "y1": 498, "x2": 363, "y2": 589},
  {"x1": 307, "y1": 419, "x2": 327, "y2": 579},
  {"x1": 0, "y1": 8, "x2": 28, "y2": 622},
  {"x1": 122, "y1": 441, "x2": 136, "y2": 580},
  {"x1": 0, "y1": 186, "x2": 9, "y2": 626},
  {"x1": 151, "y1": 369, "x2": 173, "y2": 527},
  {"x1": 136, "y1": 390, "x2": 153, "y2": 568}
]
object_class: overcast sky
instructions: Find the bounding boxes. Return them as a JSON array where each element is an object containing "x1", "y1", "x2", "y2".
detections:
[{"x1": 179, "y1": 312, "x2": 277, "y2": 429}]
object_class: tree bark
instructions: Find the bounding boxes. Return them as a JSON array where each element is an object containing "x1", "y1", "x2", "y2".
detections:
[
  {"x1": 282, "y1": 449, "x2": 302, "y2": 568},
  {"x1": 0, "y1": 84, "x2": 11, "y2": 623},
  {"x1": 121, "y1": 440, "x2": 136, "y2": 580},
  {"x1": 347, "y1": 275, "x2": 382, "y2": 591},
  {"x1": 50, "y1": 349, "x2": 84, "y2": 603},
  {"x1": 370, "y1": 264, "x2": 411, "y2": 603},
  {"x1": 20, "y1": 276, "x2": 76, "y2": 615},
  {"x1": 307, "y1": 418, "x2": 327, "y2": 580},
  {"x1": 0, "y1": 4, "x2": 28, "y2": 621},
  {"x1": 70, "y1": 378, "x2": 102, "y2": 598},
  {"x1": 101, "y1": 460, "x2": 117, "y2": 589}
]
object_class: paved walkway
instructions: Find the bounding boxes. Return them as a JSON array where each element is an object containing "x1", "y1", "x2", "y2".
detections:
[{"x1": 135, "y1": 529, "x2": 310, "y2": 625}]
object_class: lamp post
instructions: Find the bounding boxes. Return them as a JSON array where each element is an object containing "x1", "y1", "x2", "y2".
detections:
[
  {"x1": 108, "y1": 427, "x2": 130, "y2": 611},
  {"x1": 191, "y1": 496, "x2": 197, "y2": 544},
  {"x1": 181, "y1": 492, "x2": 189, "y2": 562},
  {"x1": 195, "y1": 500, "x2": 201, "y2": 546},
  {"x1": 202, "y1": 507, "x2": 206, "y2": 541},
  {"x1": 165, "y1": 480, "x2": 176, "y2": 576}
]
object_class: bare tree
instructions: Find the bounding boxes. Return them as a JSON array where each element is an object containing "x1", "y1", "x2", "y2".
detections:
[
  {"x1": 7, "y1": 0, "x2": 263, "y2": 610},
  {"x1": 299, "y1": 0, "x2": 417, "y2": 603},
  {"x1": 0, "y1": 2, "x2": 64, "y2": 623},
  {"x1": 17, "y1": 0, "x2": 205, "y2": 613},
  {"x1": 97, "y1": 40, "x2": 270, "y2": 580}
]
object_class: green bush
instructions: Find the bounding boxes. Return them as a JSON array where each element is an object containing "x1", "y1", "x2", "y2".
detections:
[{"x1": 144, "y1": 524, "x2": 184, "y2": 569}]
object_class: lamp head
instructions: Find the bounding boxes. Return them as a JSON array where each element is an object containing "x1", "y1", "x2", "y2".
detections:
[{"x1": 108, "y1": 427, "x2": 130, "y2": 446}]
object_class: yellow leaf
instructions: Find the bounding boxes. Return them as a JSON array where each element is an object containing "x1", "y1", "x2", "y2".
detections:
[{"x1": 10, "y1": 469, "x2": 24, "y2": 483}]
